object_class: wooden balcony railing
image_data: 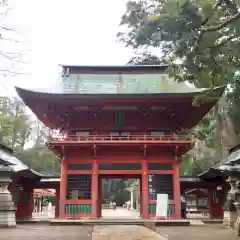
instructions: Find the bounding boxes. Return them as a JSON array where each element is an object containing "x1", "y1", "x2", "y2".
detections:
[{"x1": 48, "y1": 134, "x2": 193, "y2": 144}]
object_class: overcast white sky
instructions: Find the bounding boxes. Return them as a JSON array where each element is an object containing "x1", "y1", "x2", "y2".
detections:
[{"x1": 0, "y1": 0, "x2": 133, "y2": 97}]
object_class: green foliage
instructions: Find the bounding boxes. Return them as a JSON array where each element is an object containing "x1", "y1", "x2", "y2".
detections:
[
  {"x1": 110, "y1": 179, "x2": 130, "y2": 206},
  {"x1": 0, "y1": 97, "x2": 32, "y2": 150},
  {"x1": 16, "y1": 146, "x2": 60, "y2": 174},
  {"x1": 112, "y1": 190, "x2": 130, "y2": 206},
  {"x1": 118, "y1": 0, "x2": 240, "y2": 87},
  {"x1": 0, "y1": 97, "x2": 60, "y2": 174},
  {"x1": 119, "y1": 0, "x2": 240, "y2": 174},
  {"x1": 101, "y1": 179, "x2": 132, "y2": 205}
]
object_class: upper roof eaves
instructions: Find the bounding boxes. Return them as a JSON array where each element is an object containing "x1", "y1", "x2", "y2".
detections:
[
  {"x1": 59, "y1": 65, "x2": 168, "y2": 73},
  {"x1": 14, "y1": 85, "x2": 226, "y2": 100},
  {"x1": 15, "y1": 65, "x2": 226, "y2": 96}
]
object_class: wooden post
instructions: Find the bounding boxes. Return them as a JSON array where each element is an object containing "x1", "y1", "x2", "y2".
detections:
[
  {"x1": 208, "y1": 188, "x2": 224, "y2": 219},
  {"x1": 15, "y1": 186, "x2": 34, "y2": 220},
  {"x1": 98, "y1": 175, "x2": 102, "y2": 217},
  {"x1": 59, "y1": 160, "x2": 67, "y2": 219},
  {"x1": 208, "y1": 188, "x2": 214, "y2": 219},
  {"x1": 55, "y1": 187, "x2": 60, "y2": 218},
  {"x1": 173, "y1": 161, "x2": 181, "y2": 219},
  {"x1": 140, "y1": 177, "x2": 142, "y2": 217},
  {"x1": 91, "y1": 159, "x2": 99, "y2": 218},
  {"x1": 142, "y1": 160, "x2": 149, "y2": 218}
]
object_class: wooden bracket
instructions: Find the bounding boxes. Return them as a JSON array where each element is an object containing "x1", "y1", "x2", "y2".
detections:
[
  {"x1": 143, "y1": 145, "x2": 147, "y2": 159},
  {"x1": 61, "y1": 146, "x2": 65, "y2": 163},
  {"x1": 93, "y1": 113, "x2": 97, "y2": 119},
  {"x1": 92, "y1": 145, "x2": 97, "y2": 158},
  {"x1": 174, "y1": 146, "x2": 179, "y2": 161}
]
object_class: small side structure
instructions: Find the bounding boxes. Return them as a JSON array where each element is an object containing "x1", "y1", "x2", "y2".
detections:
[
  {"x1": 199, "y1": 144, "x2": 240, "y2": 228},
  {"x1": 185, "y1": 189, "x2": 208, "y2": 214},
  {"x1": 0, "y1": 143, "x2": 42, "y2": 221},
  {"x1": 180, "y1": 176, "x2": 225, "y2": 219},
  {"x1": 0, "y1": 143, "x2": 60, "y2": 221}
]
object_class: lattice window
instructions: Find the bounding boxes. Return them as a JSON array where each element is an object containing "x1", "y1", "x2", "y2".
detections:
[
  {"x1": 115, "y1": 112, "x2": 124, "y2": 127},
  {"x1": 148, "y1": 163, "x2": 173, "y2": 170},
  {"x1": 109, "y1": 131, "x2": 120, "y2": 136},
  {"x1": 197, "y1": 198, "x2": 208, "y2": 207},
  {"x1": 187, "y1": 199, "x2": 196, "y2": 206},
  {"x1": 76, "y1": 131, "x2": 90, "y2": 136},
  {"x1": 149, "y1": 131, "x2": 166, "y2": 136},
  {"x1": 109, "y1": 131, "x2": 131, "y2": 136},
  {"x1": 66, "y1": 174, "x2": 92, "y2": 200},
  {"x1": 67, "y1": 164, "x2": 92, "y2": 170},
  {"x1": 109, "y1": 131, "x2": 131, "y2": 140},
  {"x1": 99, "y1": 163, "x2": 142, "y2": 171},
  {"x1": 148, "y1": 174, "x2": 173, "y2": 200}
]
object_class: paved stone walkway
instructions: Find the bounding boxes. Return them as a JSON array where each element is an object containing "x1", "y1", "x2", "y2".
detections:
[
  {"x1": 156, "y1": 225, "x2": 240, "y2": 240},
  {"x1": 1, "y1": 225, "x2": 92, "y2": 240},
  {"x1": 92, "y1": 225, "x2": 166, "y2": 240},
  {"x1": 1, "y1": 224, "x2": 240, "y2": 240},
  {"x1": 101, "y1": 207, "x2": 140, "y2": 218}
]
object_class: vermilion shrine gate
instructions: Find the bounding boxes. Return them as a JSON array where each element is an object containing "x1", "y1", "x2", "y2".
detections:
[{"x1": 15, "y1": 65, "x2": 225, "y2": 219}]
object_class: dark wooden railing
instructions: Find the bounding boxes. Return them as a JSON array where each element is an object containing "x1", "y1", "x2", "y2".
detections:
[{"x1": 49, "y1": 134, "x2": 192, "y2": 143}]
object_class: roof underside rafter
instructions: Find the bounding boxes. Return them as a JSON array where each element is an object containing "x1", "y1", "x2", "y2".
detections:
[{"x1": 15, "y1": 85, "x2": 225, "y2": 130}]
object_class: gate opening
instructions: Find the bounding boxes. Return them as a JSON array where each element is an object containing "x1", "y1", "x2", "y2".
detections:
[{"x1": 99, "y1": 174, "x2": 141, "y2": 218}]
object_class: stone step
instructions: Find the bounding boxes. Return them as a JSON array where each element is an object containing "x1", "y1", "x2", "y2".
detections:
[
  {"x1": 190, "y1": 219, "x2": 205, "y2": 226},
  {"x1": 92, "y1": 225, "x2": 167, "y2": 240},
  {"x1": 50, "y1": 219, "x2": 190, "y2": 226}
]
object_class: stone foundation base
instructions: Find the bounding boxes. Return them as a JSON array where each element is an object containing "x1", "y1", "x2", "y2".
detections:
[
  {"x1": 0, "y1": 210, "x2": 16, "y2": 228},
  {"x1": 0, "y1": 182, "x2": 16, "y2": 228},
  {"x1": 224, "y1": 211, "x2": 238, "y2": 228}
]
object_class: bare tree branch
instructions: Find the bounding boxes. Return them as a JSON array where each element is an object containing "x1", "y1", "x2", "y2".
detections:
[
  {"x1": 1, "y1": 36, "x2": 20, "y2": 43},
  {"x1": 0, "y1": 51, "x2": 22, "y2": 60},
  {"x1": 0, "y1": 69, "x2": 30, "y2": 75},
  {"x1": 0, "y1": 1, "x2": 29, "y2": 78},
  {"x1": 0, "y1": 7, "x2": 10, "y2": 23}
]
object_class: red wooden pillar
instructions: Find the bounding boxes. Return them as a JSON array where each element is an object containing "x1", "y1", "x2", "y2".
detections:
[
  {"x1": 140, "y1": 177, "x2": 142, "y2": 217},
  {"x1": 208, "y1": 188, "x2": 224, "y2": 219},
  {"x1": 208, "y1": 188, "x2": 214, "y2": 219},
  {"x1": 59, "y1": 160, "x2": 67, "y2": 219},
  {"x1": 28, "y1": 187, "x2": 34, "y2": 219},
  {"x1": 16, "y1": 186, "x2": 34, "y2": 220},
  {"x1": 173, "y1": 161, "x2": 181, "y2": 219},
  {"x1": 97, "y1": 175, "x2": 102, "y2": 217},
  {"x1": 91, "y1": 159, "x2": 99, "y2": 218},
  {"x1": 217, "y1": 189, "x2": 224, "y2": 219},
  {"x1": 142, "y1": 160, "x2": 149, "y2": 218},
  {"x1": 55, "y1": 187, "x2": 60, "y2": 218}
]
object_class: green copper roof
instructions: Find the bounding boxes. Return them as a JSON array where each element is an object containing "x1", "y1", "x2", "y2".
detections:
[
  {"x1": 15, "y1": 65, "x2": 225, "y2": 98},
  {"x1": 61, "y1": 73, "x2": 205, "y2": 94},
  {"x1": 59, "y1": 65, "x2": 207, "y2": 94}
]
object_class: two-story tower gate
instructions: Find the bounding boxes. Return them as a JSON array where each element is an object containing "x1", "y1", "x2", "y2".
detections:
[{"x1": 15, "y1": 65, "x2": 225, "y2": 219}]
